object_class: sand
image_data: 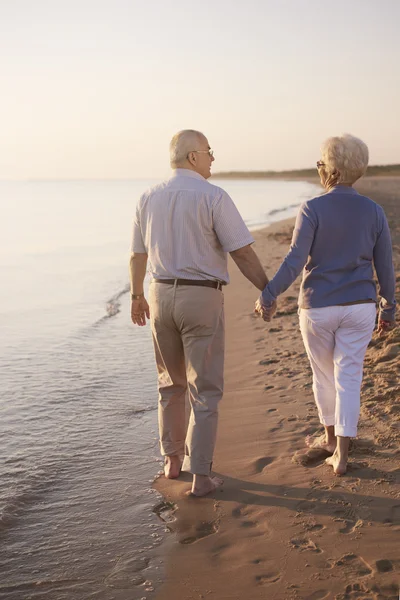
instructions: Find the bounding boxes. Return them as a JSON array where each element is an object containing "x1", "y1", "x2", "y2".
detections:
[{"x1": 153, "y1": 176, "x2": 399, "y2": 600}]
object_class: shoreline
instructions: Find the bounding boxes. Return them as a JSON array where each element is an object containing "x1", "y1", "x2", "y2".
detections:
[{"x1": 152, "y1": 176, "x2": 400, "y2": 600}]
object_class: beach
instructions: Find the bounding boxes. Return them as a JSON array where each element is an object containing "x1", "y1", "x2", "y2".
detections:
[
  {"x1": 0, "y1": 178, "x2": 321, "y2": 599},
  {"x1": 154, "y1": 177, "x2": 400, "y2": 600}
]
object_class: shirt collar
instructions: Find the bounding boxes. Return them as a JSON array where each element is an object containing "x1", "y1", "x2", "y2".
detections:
[
  {"x1": 172, "y1": 168, "x2": 206, "y2": 181},
  {"x1": 329, "y1": 185, "x2": 359, "y2": 195}
]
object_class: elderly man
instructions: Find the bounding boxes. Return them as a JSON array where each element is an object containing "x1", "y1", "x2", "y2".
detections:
[{"x1": 130, "y1": 129, "x2": 272, "y2": 496}]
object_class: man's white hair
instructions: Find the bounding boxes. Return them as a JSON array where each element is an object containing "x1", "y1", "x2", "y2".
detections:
[
  {"x1": 321, "y1": 134, "x2": 369, "y2": 185},
  {"x1": 169, "y1": 130, "x2": 206, "y2": 168}
]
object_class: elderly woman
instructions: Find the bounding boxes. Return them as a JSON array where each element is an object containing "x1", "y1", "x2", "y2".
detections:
[{"x1": 257, "y1": 134, "x2": 396, "y2": 475}]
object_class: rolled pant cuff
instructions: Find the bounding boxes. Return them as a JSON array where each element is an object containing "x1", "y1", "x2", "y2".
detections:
[
  {"x1": 182, "y1": 455, "x2": 212, "y2": 476},
  {"x1": 335, "y1": 425, "x2": 357, "y2": 438},
  {"x1": 160, "y1": 442, "x2": 185, "y2": 457}
]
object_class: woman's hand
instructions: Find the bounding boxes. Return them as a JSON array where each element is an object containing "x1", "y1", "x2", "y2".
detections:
[
  {"x1": 254, "y1": 296, "x2": 277, "y2": 322},
  {"x1": 377, "y1": 318, "x2": 393, "y2": 337}
]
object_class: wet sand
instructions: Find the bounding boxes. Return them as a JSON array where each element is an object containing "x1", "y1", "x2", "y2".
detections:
[{"x1": 153, "y1": 176, "x2": 400, "y2": 600}]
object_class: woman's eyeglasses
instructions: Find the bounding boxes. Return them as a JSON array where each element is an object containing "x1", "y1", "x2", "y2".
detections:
[{"x1": 189, "y1": 149, "x2": 214, "y2": 158}]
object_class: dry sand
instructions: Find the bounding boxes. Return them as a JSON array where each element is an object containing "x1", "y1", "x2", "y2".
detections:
[{"x1": 153, "y1": 177, "x2": 399, "y2": 600}]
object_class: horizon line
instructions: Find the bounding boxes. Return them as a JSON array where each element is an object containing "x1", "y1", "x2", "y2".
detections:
[{"x1": 1, "y1": 163, "x2": 400, "y2": 182}]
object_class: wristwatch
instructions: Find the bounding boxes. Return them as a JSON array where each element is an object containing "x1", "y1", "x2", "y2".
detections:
[{"x1": 131, "y1": 293, "x2": 144, "y2": 300}]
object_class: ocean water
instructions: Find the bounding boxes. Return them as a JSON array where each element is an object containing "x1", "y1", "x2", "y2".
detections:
[{"x1": 0, "y1": 178, "x2": 320, "y2": 599}]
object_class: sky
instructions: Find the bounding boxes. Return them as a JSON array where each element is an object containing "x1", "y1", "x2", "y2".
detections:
[{"x1": 1, "y1": 0, "x2": 400, "y2": 179}]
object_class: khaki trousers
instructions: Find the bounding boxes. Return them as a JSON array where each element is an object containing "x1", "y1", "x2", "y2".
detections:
[{"x1": 148, "y1": 282, "x2": 225, "y2": 476}]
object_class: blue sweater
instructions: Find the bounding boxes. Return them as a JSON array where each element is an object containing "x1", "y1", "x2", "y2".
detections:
[{"x1": 262, "y1": 186, "x2": 396, "y2": 321}]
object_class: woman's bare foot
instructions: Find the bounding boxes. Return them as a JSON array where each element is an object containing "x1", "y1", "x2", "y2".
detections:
[
  {"x1": 164, "y1": 455, "x2": 181, "y2": 479},
  {"x1": 305, "y1": 434, "x2": 336, "y2": 454},
  {"x1": 325, "y1": 453, "x2": 347, "y2": 476},
  {"x1": 188, "y1": 476, "x2": 224, "y2": 497}
]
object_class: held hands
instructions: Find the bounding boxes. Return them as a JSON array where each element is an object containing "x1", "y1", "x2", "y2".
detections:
[
  {"x1": 254, "y1": 296, "x2": 277, "y2": 322},
  {"x1": 131, "y1": 297, "x2": 150, "y2": 326}
]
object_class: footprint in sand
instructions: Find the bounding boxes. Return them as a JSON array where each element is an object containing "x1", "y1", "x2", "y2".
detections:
[
  {"x1": 335, "y1": 582, "x2": 371, "y2": 599},
  {"x1": 179, "y1": 520, "x2": 219, "y2": 545},
  {"x1": 259, "y1": 358, "x2": 279, "y2": 365},
  {"x1": 255, "y1": 572, "x2": 281, "y2": 585},
  {"x1": 269, "y1": 418, "x2": 284, "y2": 433},
  {"x1": 335, "y1": 518, "x2": 364, "y2": 534},
  {"x1": 305, "y1": 591, "x2": 330, "y2": 600},
  {"x1": 232, "y1": 504, "x2": 248, "y2": 519},
  {"x1": 304, "y1": 522, "x2": 325, "y2": 533},
  {"x1": 232, "y1": 505, "x2": 272, "y2": 539},
  {"x1": 290, "y1": 538, "x2": 322, "y2": 553},
  {"x1": 333, "y1": 553, "x2": 372, "y2": 577},
  {"x1": 375, "y1": 559, "x2": 394, "y2": 573},
  {"x1": 250, "y1": 456, "x2": 275, "y2": 474},
  {"x1": 335, "y1": 581, "x2": 399, "y2": 599},
  {"x1": 340, "y1": 477, "x2": 361, "y2": 492},
  {"x1": 153, "y1": 501, "x2": 177, "y2": 524},
  {"x1": 286, "y1": 414, "x2": 301, "y2": 422},
  {"x1": 292, "y1": 447, "x2": 331, "y2": 466}
]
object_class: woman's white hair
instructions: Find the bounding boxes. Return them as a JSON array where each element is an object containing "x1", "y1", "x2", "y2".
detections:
[
  {"x1": 169, "y1": 130, "x2": 205, "y2": 168},
  {"x1": 321, "y1": 134, "x2": 369, "y2": 185}
]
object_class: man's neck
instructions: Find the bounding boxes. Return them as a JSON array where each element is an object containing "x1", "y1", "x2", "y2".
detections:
[
  {"x1": 176, "y1": 163, "x2": 197, "y2": 173},
  {"x1": 173, "y1": 167, "x2": 206, "y2": 180}
]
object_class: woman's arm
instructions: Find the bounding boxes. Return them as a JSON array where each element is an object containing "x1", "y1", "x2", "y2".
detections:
[
  {"x1": 261, "y1": 202, "x2": 316, "y2": 305},
  {"x1": 373, "y1": 209, "x2": 396, "y2": 322}
]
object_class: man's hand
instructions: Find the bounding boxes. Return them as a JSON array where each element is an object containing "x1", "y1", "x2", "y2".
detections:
[
  {"x1": 131, "y1": 297, "x2": 150, "y2": 326},
  {"x1": 254, "y1": 296, "x2": 277, "y2": 322},
  {"x1": 377, "y1": 318, "x2": 393, "y2": 337}
]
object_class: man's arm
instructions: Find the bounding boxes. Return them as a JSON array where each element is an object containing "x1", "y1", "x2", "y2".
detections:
[
  {"x1": 129, "y1": 252, "x2": 150, "y2": 326},
  {"x1": 230, "y1": 245, "x2": 269, "y2": 291},
  {"x1": 130, "y1": 252, "x2": 148, "y2": 295}
]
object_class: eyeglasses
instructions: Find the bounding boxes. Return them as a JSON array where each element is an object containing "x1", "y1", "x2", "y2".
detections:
[
  {"x1": 188, "y1": 149, "x2": 214, "y2": 158},
  {"x1": 316, "y1": 160, "x2": 325, "y2": 168}
]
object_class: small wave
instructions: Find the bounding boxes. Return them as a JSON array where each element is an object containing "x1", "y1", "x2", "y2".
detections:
[
  {"x1": 128, "y1": 406, "x2": 156, "y2": 417},
  {"x1": 0, "y1": 466, "x2": 58, "y2": 536},
  {"x1": 267, "y1": 202, "x2": 300, "y2": 216},
  {"x1": 0, "y1": 577, "x2": 91, "y2": 597},
  {"x1": 89, "y1": 283, "x2": 130, "y2": 328},
  {"x1": 105, "y1": 284, "x2": 130, "y2": 317}
]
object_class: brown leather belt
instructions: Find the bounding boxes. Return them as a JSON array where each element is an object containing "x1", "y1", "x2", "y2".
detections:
[{"x1": 153, "y1": 278, "x2": 224, "y2": 291}]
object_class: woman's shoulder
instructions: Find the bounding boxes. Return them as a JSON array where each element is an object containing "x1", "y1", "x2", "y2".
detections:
[{"x1": 309, "y1": 188, "x2": 381, "y2": 208}]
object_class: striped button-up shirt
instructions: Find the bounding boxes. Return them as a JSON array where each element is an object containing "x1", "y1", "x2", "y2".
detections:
[{"x1": 131, "y1": 169, "x2": 254, "y2": 284}]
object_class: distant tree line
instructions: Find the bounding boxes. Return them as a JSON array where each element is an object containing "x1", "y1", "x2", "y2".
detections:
[{"x1": 212, "y1": 164, "x2": 400, "y2": 179}]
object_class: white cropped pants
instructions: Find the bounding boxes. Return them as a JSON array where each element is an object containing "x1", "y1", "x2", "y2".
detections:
[{"x1": 299, "y1": 304, "x2": 376, "y2": 438}]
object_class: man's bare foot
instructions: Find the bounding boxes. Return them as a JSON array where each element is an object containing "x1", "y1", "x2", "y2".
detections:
[
  {"x1": 164, "y1": 455, "x2": 181, "y2": 479},
  {"x1": 305, "y1": 434, "x2": 336, "y2": 454},
  {"x1": 187, "y1": 476, "x2": 224, "y2": 497},
  {"x1": 325, "y1": 453, "x2": 347, "y2": 476}
]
